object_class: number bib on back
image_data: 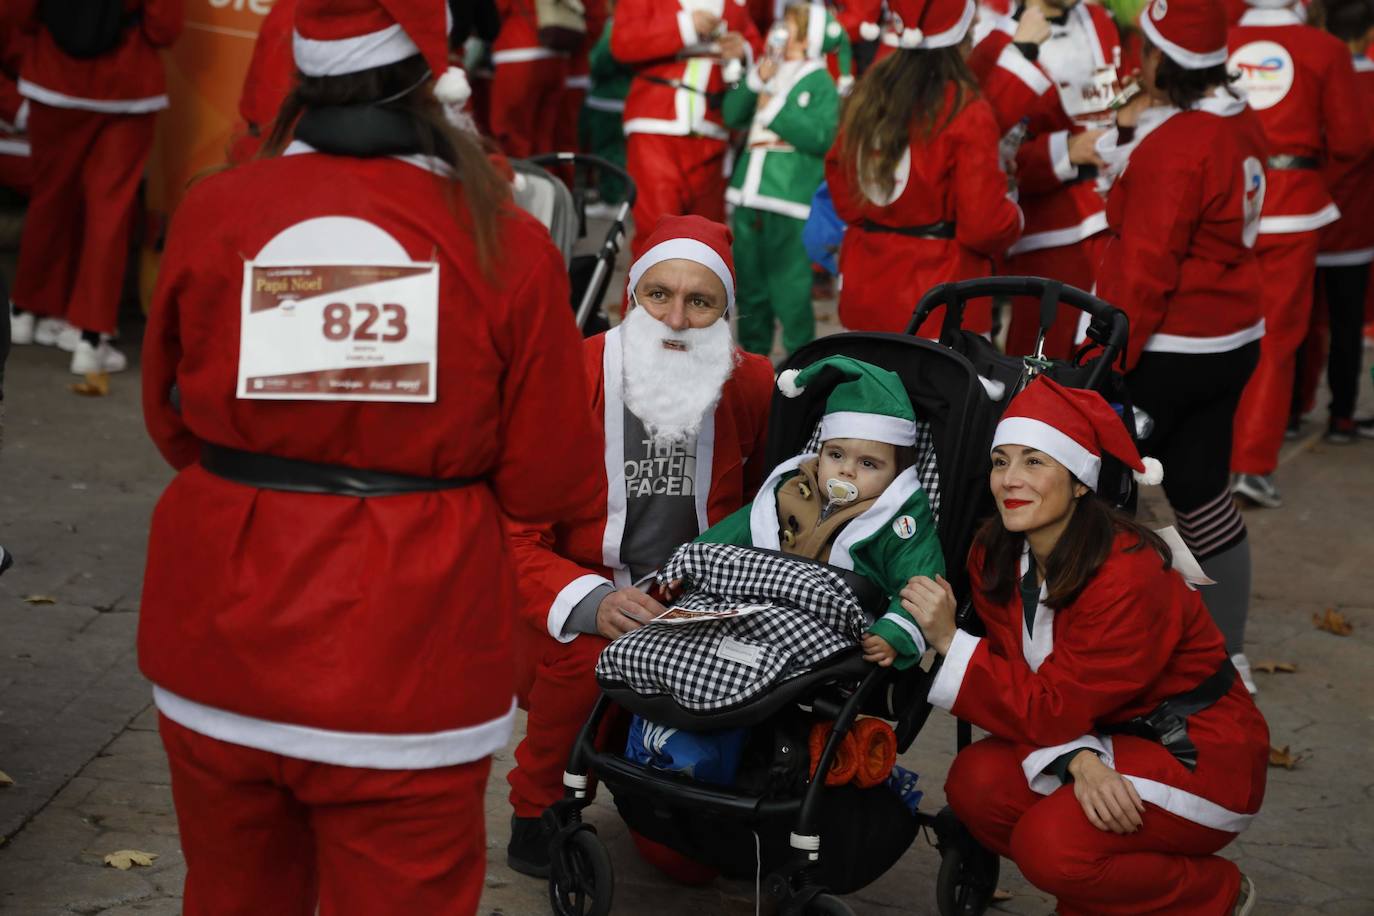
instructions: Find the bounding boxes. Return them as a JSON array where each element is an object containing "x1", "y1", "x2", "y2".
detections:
[{"x1": 237, "y1": 261, "x2": 439, "y2": 402}]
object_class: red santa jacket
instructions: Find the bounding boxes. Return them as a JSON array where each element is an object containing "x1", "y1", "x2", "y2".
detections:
[
  {"x1": 1094, "y1": 91, "x2": 1270, "y2": 370},
  {"x1": 14, "y1": 0, "x2": 180, "y2": 112},
  {"x1": 929, "y1": 533, "x2": 1268, "y2": 834},
  {"x1": 1318, "y1": 56, "x2": 1374, "y2": 262},
  {"x1": 507, "y1": 325, "x2": 773, "y2": 642},
  {"x1": 1228, "y1": 6, "x2": 1371, "y2": 233},
  {"x1": 493, "y1": 0, "x2": 568, "y2": 66},
  {"x1": 824, "y1": 84, "x2": 1023, "y2": 335},
  {"x1": 139, "y1": 145, "x2": 603, "y2": 767},
  {"x1": 611, "y1": 0, "x2": 762, "y2": 141},
  {"x1": 972, "y1": 3, "x2": 1122, "y2": 257}
]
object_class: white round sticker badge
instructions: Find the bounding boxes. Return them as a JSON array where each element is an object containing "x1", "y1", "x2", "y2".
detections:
[
  {"x1": 893, "y1": 515, "x2": 917, "y2": 539},
  {"x1": 1228, "y1": 41, "x2": 1295, "y2": 111}
]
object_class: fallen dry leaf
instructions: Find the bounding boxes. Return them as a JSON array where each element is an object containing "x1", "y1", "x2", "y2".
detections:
[
  {"x1": 1268, "y1": 745, "x2": 1303, "y2": 770},
  {"x1": 0, "y1": 769, "x2": 13, "y2": 787},
  {"x1": 70, "y1": 372, "x2": 110, "y2": 397},
  {"x1": 1251, "y1": 660, "x2": 1297, "y2": 674},
  {"x1": 21, "y1": 595, "x2": 56, "y2": 605},
  {"x1": 992, "y1": 888, "x2": 1014, "y2": 901},
  {"x1": 104, "y1": 849, "x2": 158, "y2": 870},
  {"x1": 1312, "y1": 608, "x2": 1354, "y2": 637}
]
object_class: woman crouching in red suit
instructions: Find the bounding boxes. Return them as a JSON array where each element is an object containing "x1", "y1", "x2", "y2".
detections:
[
  {"x1": 824, "y1": 0, "x2": 1022, "y2": 337},
  {"x1": 906, "y1": 376, "x2": 1267, "y2": 915}
]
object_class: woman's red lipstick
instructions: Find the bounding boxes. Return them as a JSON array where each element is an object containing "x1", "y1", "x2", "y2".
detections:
[{"x1": 1002, "y1": 499, "x2": 1031, "y2": 510}]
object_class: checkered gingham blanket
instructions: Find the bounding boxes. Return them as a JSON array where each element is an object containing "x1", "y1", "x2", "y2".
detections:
[{"x1": 595, "y1": 543, "x2": 871, "y2": 712}]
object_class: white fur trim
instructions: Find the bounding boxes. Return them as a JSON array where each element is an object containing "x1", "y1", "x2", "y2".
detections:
[
  {"x1": 859, "y1": 21, "x2": 881, "y2": 41},
  {"x1": 1139, "y1": 13, "x2": 1227, "y2": 70},
  {"x1": 992, "y1": 416, "x2": 1102, "y2": 490},
  {"x1": 293, "y1": 23, "x2": 420, "y2": 78},
  {"x1": 830, "y1": 467, "x2": 924, "y2": 569},
  {"x1": 995, "y1": 44, "x2": 1051, "y2": 95},
  {"x1": 819, "y1": 411, "x2": 918, "y2": 446},
  {"x1": 1022, "y1": 736, "x2": 1111, "y2": 795},
  {"x1": 547, "y1": 574, "x2": 616, "y2": 643},
  {"x1": 880, "y1": 0, "x2": 975, "y2": 50},
  {"x1": 434, "y1": 67, "x2": 472, "y2": 105},
  {"x1": 154, "y1": 686, "x2": 515, "y2": 769},
  {"x1": 627, "y1": 238, "x2": 735, "y2": 311},
  {"x1": 749, "y1": 454, "x2": 810, "y2": 548},
  {"x1": 978, "y1": 375, "x2": 1006, "y2": 400},
  {"x1": 878, "y1": 611, "x2": 928, "y2": 655},
  {"x1": 777, "y1": 368, "x2": 805, "y2": 397},
  {"x1": 927, "y1": 628, "x2": 980, "y2": 710},
  {"x1": 1133, "y1": 456, "x2": 1164, "y2": 486}
]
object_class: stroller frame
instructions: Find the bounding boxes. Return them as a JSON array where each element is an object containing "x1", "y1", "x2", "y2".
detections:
[{"x1": 544, "y1": 278, "x2": 1134, "y2": 916}]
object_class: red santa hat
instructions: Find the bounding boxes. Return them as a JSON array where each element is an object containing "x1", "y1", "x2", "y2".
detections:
[
  {"x1": 991, "y1": 377, "x2": 1163, "y2": 491},
  {"x1": 870, "y1": 0, "x2": 977, "y2": 50},
  {"x1": 626, "y1": 215, "x2": 737, "y2": 312},
  {"x1": 1139, "y1": 0, "x2": 1229, "y2": 70},
  {"x1": 294, "y1": 0, "x2": 467, "y2": 102}
]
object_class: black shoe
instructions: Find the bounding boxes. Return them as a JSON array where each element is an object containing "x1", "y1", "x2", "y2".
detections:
[
  {"x1": 1283, "y1": 415, "x2": 1303, "y2": 441},
  {"x1": 507, "y1": 814, "x2": 553, "y2": 878},
  {"x1": 1325, "y1": 417, "x2": 1358, "y2": 445}
]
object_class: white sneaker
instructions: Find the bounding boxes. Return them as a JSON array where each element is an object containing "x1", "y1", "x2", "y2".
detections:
[
  {"x1": 69, "y1": 339, "x2": 128, "y2": 375},
  {"x1": 53, "y1": 324, "x2": 81, "y2": 352},
  {"x1": 1233, "y1": 874, "x2": 1256, "y2": 915},
  {"x1": 1231, "y1": 653, "x2": 1258, "y2": 695},
  {"x1": 9, "y1": 307, "x2": 34, "y2": 344},
  {"x1": 34, "y1": 317, "x2": 75, "y2": 349}
]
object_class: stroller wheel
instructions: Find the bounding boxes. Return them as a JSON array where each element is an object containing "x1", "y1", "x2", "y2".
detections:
[
  {"x1": 803, "y1": 892, "x2": 856, "y2": 916},
  {"x1": 548, "y1": 826, "x2": 614, "y2": 916},
  {"x1": 935, "y1": 840, "x2": 1000, "y2": 916}
]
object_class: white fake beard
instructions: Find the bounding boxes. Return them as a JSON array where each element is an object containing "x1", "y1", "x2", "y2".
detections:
[{"x1": 620, "y1": 305, "x2": 737, "y2": 447}]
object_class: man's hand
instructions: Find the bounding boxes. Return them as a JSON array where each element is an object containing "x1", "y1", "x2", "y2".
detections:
[
  {"x1": 1068, "y1": 128, "x2": 1108, "y2": 168},
  {"x1": 1114, "y1": 89, "x2": 1154, "y2": 130},
  {"x1": 692, "y1": 9, "x2": 721, "y2": 38},
  {"x1": 1069, "y1": 751, "x2": 1146, "y2": 834},
  {"x1": 717, "y1": 31, "x2": 747, "y2": 62},
  {"x1": 1014, "y1": 7, "x2": 1051, "y2": 45},
  {"x1": 595, "y1": 586, "x2": 667, "y2": 640},
  {"x1": 900, "y1": 575, "x2": 956, "y2": 655}
]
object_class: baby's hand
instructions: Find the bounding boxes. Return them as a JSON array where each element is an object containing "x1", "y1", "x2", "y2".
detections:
[{"x1": 862, "y1": 633, "x2": 897, "y2": 667}]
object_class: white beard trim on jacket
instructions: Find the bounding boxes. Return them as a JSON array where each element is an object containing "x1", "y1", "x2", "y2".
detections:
[{"x1": 621, "y1": 304, "x2": 737, "y2": 448}]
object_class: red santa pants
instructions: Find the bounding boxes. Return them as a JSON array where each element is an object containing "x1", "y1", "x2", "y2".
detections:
[
  {"x1": 1003, "y1": 234, "x2": 1106, "y2": 359},
  {"x1": 1232, "y1": 230, "x2": 1320, "y2": 475},
  {"x1": 159, "y1": 713, "x2": 490, "y2": 916},
  {"x1": 946, "y1": 737, "x2": 1241, "y2": 916},
  {"x1": 490, "y1": 56, "x2": 567, "y2": 160},
  {"x1": 10, "y1": 103, "x2": 155, "y2": 334},
  {"x1": 625, "y1": 132, "x2": 727, "y2": 258}
]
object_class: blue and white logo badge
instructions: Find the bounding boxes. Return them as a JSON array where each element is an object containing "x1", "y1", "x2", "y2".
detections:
[
  {"x1": 892, "y1": 515, "x2": 918, "y2": 539},
  {"x1": 1228, "y1": 41, "x2": 1295, "y2": 111}
]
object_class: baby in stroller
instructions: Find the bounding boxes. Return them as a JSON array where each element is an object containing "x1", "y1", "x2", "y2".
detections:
[{"x1": 695, "y1": 354, "x2": 945, "y2": 669}]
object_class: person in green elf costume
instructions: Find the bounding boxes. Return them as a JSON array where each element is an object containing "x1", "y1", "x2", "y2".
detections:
[
  {"x1": 580, "y1": 14, "x2": 632, "y2": 206},
  {"x1": 722, "y1": 2, "x2": 849, "y2": 358},
  {"x1": 698, "y1": 356, "x2": 944, "y2": 668}
]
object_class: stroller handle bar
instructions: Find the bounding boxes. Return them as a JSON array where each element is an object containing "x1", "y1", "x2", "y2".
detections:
[
  {"x1": 905, "y1": 276, "x2": 1131, "y2": 374},
  {"x1": 526, "y1": 152, "x2": 638, "y2": 207}
]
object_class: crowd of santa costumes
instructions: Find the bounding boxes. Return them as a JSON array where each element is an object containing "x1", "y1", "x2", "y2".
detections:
[{"x1": 2, "y1": 0, "x2": 1373, "y2": 913}]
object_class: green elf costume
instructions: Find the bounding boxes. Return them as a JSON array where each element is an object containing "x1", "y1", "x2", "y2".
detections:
[
  {"x1": 699, "y1": 356, "x2": 943, "y2": 669},
  {"x1": 722, "y1": 3, "x2": 849, "y2": 357},
  {"x1": 580, "y1": 21, "x2": 632, "y2": 205}
]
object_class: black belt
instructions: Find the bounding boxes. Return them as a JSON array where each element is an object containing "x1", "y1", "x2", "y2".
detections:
[
  {"x1": 634, "y1": 74, "x2": 724, "y2": 110},
  {"x1": 200, "y1": 444, "x2": 484, "y2": 498},
  {"x1": 1100, "y1": 658, "x2": 1236, "y2": 772},
  {"x1": 860, "y1": 219, "x2": 956, "y2": 240},
  {"x1": 1266, "y1": 154, "x2": 1320, "y2": 171}
]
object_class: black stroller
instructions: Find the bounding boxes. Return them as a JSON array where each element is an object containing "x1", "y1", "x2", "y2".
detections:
[
  {"x1": 543, "y1": 278, "x2": 1136, "y2": 916},
  {"x1": 520, "y1": 152, "x2": 637, "y2": 336}
]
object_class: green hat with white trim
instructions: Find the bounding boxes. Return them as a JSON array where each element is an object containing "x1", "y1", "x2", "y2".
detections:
[
  {"x1": 805, "y1": 3, "x2": 853, "y2": 90},
  {"x1": 778, "y1": 355, "x2": 917, "y2": 446}
]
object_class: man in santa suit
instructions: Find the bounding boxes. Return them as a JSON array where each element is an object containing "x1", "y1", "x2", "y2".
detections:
[
  {"x1": 490, "y1": 0, "x2": 569, "y2": 158},
  {"x1": 0, "y1": 27, "x2": 30, "y2": 196},
  {"x1": 504, "y1": 214, "x2": 775, "y2": 876},
  {"x1": 6, "y1": 0, "x2": 181, "y2": 374},
  {"x1": 612, "y1": 0, "x2": 762, "y2": 256},
  {"x1": 969, "y1": 0, "x2": 1124, "y2": 358},
  {"x1": 1227, "y1": 0, "x2": 1371, "y2": 508}
]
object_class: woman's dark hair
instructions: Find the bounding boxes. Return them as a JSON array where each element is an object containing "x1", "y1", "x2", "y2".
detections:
[
  {"x1": 1147, "y1": 38, "x2": 1235, "y2": 110},
  {"x1": 1320, "y1": 0, "x2": 1374, "y2": 41},
  {"x1": 262, "y1": 55, "x2": 510, "y2": 269},
  {"x1": 973, "y1": 490, "x2": 1172, "y2": 609},
  {"x1": 838, "y1": 46, "x2": 978, "y2": 205}
]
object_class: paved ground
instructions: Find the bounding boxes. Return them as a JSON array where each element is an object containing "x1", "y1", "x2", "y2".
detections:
[{"x1": 1, "y1": 300, "x2": 1372, "y2": 914}]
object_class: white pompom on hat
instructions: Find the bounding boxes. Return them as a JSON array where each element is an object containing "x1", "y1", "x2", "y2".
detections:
[
  {"x1": 885, "y1": 0, "x2": 976, "y2": 50},
  {"x1": 991, "y1": 376, "x2": 1164, "y2": 492},
  {"x1": 433, "y1": 65, "x2": 471, "y2": 105}
]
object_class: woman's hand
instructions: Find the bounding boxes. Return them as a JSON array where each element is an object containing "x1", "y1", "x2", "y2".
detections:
[
  {"x1": 900, "y1": 575, "x2": 957, "y2": 655},
  {"x1": 1069, "y1": 751, "x2": 1146, "y2": 834},
  {"x1": 862, "y1": 633, "x2": 897, "y2": 666}
]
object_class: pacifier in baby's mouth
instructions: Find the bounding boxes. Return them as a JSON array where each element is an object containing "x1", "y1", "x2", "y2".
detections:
[{"x1": 825, "y1": 478, "x2": 860, "y2": 505}]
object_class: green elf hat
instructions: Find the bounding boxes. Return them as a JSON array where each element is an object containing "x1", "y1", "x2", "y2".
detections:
[
  {"x1": 805, "y1": 3, "x2": 854, "y2": 92},
  {"x1": 778, "y1": 355, "x2": 918, "y2": 446}
]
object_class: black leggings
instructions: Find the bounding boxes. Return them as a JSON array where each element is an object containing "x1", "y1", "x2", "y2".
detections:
[
  {"x1": 1314, "y1": 264, "x2": 1370, "y2": 421},
  {"x1": 1127, "y1": 343, "x2": 1259, "y2": 559}
]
